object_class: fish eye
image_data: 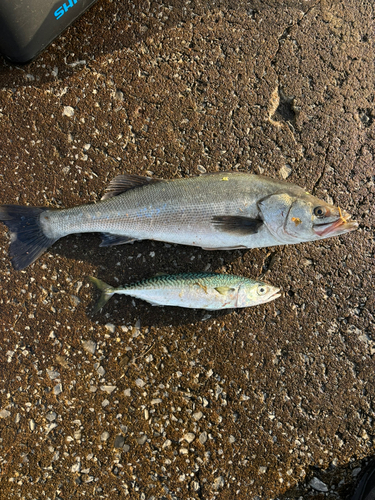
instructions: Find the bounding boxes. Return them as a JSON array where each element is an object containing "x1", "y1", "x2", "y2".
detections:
[
  {"x1": 314, "y1": 206, "x2": 328, "y2": 217},
  {"x1": 257, "y1": 285, "x2": 268, "y2": 296}
]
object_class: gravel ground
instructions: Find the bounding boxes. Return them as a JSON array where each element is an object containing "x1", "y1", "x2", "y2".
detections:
[{"x1": 0, "y1": 0, "x2": 374, "y2": 499}]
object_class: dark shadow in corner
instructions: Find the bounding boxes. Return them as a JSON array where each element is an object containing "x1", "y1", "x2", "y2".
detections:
[
  {"x1": 276, "y1": 455, "x2": 375, "y2": 500},
  {"x1": 0, "y1": 0, "x2": 318, "y2": 88}
]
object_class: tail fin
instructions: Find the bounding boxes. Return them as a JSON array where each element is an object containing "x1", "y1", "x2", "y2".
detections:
[
  {"x1": 89, "y1": 276, "x2": 115, "y2": 313},
  {"x1": 0, "y1": 205, "x2": 57, "y2": 270}
]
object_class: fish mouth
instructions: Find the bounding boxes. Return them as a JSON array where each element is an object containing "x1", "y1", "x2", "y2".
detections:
[
  {"x1": 313, "y1": 212, "x2": 358, "y2": 237},
  {"x1": 266, "y1": 288, "x2": 281, "y2": 302}
]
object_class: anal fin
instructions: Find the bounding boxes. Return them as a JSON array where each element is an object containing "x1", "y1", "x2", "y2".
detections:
[{"x1": 99, "y1": 233, "x2": 136, "y2": 247}]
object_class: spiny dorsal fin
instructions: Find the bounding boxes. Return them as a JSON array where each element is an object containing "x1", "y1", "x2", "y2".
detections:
[
  {"x1": 101, "y1": 174, "x2": 164, "y2": 200},
  {"x1": 211, "y1": 215, "x2": 263, "y2": 235}
]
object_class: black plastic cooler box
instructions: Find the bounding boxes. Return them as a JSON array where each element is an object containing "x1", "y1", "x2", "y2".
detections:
[{"x1": 0, "y1": 0, "x2": 98, "y2": 63}]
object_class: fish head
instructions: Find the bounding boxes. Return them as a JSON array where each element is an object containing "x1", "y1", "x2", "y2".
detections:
[
  {"x1": 258, "y1": 192, "x2": 358, "y2": 243},
  {"x1": 236, "y1": 282, "x2": 281, "y2": 307}
]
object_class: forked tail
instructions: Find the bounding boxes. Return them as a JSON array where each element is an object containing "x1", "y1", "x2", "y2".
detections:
[
  {"x1": 0, "y1": 205, "x2": 57, "y2": 270},
  {"x1": 89, "y1": 276, "x2": 116, "y2": 313}
]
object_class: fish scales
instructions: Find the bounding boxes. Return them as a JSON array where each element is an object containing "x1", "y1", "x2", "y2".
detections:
[
  {"x1": 121, "y1": 272, "x2": 260, "y2": 290},
  {"x1": 43, "y1": 174, "x2": 300, "y2": 247},
  {"x1": 89, "y1": 272, "x2": 281, "y2": 311},
  {"x1": 0, "y1": 172, "x2": 358, "y2": 270}
]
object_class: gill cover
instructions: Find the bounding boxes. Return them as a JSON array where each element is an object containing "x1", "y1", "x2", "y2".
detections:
[
  {"x1": 258, "y1": 193, "x2": 296, "y2": 243},
  {"x1": 236, "y1": 284, "x2": 249, "y2": 308},
  {"x1": 258, "y1": 193, "x2": 317, "y2": 243},
  {"x1": 283, "y1": 198, "x2": 315, "y2": 239}
]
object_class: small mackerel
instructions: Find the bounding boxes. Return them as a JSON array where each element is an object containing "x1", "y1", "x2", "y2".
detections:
[{"x1": 89, "y1": 273, "x2": 281, "y2": 311}]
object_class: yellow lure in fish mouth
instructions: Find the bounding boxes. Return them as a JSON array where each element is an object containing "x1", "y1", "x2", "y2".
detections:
[{"x1": 338, "y1": 206, "x2": 347, "y2": 223}]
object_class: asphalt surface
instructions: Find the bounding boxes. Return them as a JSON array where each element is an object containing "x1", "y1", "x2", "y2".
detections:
[{"x1": 0, "y1": 0, "x2": 374, "y2": 499}]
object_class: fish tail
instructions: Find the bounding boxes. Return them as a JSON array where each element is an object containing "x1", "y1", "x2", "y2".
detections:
[
  {"x1": 89, "y1": 276, "x2": 116, "y2": 313},
  {"x1": 0, "y1": 205, "x2": 57, "y2": 270}
]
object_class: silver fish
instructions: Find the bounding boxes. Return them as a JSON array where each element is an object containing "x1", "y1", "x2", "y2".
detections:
[
  {"x1": 89, "y1": 273, "x2": 281, "y2": 311},
  {"x1": 0, "y1": 172, "x2": 358, "y2": 270}
]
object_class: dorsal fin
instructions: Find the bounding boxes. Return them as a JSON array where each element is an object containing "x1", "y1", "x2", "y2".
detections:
[{"x1": 101, "y1": 174, "x2": 164, "y2": 200}]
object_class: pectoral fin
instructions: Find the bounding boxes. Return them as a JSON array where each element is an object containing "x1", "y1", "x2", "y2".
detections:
[
  {"x1": 99, "y1": 233, "x2": 136, "y2": 247},
  {"x1": 211, "y1": 215, "x2": 263, "y2": 235},
  {"x1": 215, "y1": 286, "x2": 235, "y2": 295}
]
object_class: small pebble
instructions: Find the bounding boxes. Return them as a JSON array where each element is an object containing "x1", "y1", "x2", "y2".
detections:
[
  {"x1": 279, "y1": 165, "x2": 292, "y2": 179},
  {"x1": 47, "y1": 369, "x2": 60, "y2": 380},
  {"x1": 101, "y1": 431, "x2": 110, "y2": 442},
  {"x1": 97, "y1": 366, "x2": 105, "y2": 377},
  {"x1": 62, "y1": 106, "x2": 75, "y2": 117},
  {"x1": 182, "y1": 432, "x2": 195, "y2": 443},
  {"x1": 53, "y1": 383, "x2": 63, "y2": 395},
  {"x1": 199, "y1": 432, "x2": 208, "y2": 444},
  {"x1": 212, "y1": 476, "x2": 225, "y2": 490},
  {"x1": 82, "y1": 340, "x2": 97, "y2": 355},
  {"x1": 191, "y1": 481, "x2": 200, "y2": 491},
  {"x1": 105, "y1": 323, "x2": 115, "y2": 334},
  {"x1": 70, "y1": 295, "x2": 80, "y2": 307},
  {"x1": 46, "y1": 411, "x2": 57, "y2": 422},
  {"x1": 309, "y1": 477, "x2": 328, "y2": 492},
  {"x1": 135, "y1": 378, "x2": 145, "y2": 388},
  {"x1": 100, "y1": 385, "x2": 117, "y2": 394},
  {"x1": 137, "y1": 435, "x2": 147, "y2": 445},
  {"x1": 71, "y1": 462, "x2": 81, "y2": 473},
  {"x1": 46, "y1": 423, "x2": 58, "y2": 434},
  {"x1": 0, "y1": 409, "x2": 11, "y2": 418},
  {"x1": 114, "y1": 435, "x2": 125, "y2": 448}
]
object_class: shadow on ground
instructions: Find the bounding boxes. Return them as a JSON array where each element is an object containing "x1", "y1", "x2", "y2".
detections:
[{"x1": 278, "y1": 455, "x2": 375, "y2": 499}]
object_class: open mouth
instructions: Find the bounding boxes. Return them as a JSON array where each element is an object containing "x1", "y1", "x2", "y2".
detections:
[{"x1": 314, "y1": 213, "x2": 358, "y2": 237}]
